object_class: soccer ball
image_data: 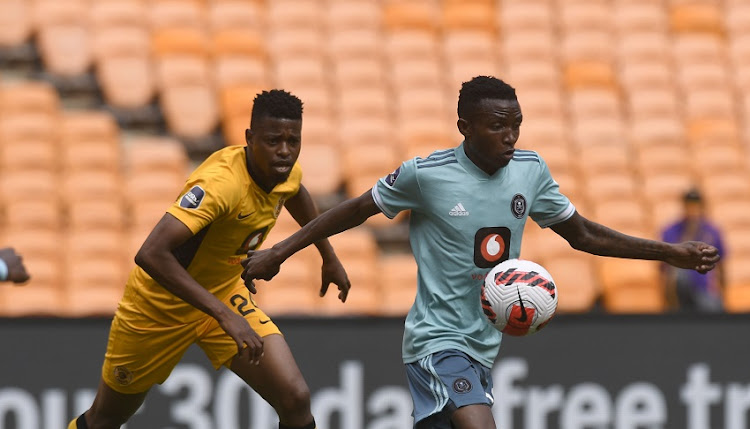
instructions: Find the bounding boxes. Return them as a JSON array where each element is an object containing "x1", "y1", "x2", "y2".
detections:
[{"x1": 481, "y1": 259, "x2": 558, "y2": 336}]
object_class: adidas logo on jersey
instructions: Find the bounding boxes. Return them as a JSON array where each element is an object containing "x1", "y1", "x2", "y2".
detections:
[{"x1": 449, "y1": 203, "x2": 469, "y2": 217}]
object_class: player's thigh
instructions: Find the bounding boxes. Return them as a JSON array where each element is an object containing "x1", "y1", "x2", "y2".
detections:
[
  {"x1": 450, "y1": 404, "x2": 495, "y2": 429},
  {"x1": 101, "y1": 308, "x2": 197, "y2": 395},
  {"x1": 87, "y1": 378, "x2": 149, "y2": 425},
  {"x1": 228, "y1": 334, "x2": 310, "y2": 411}
]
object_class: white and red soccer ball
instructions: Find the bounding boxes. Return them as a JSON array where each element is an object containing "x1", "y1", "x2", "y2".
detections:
[{"x1": 481, "y1": 259, "x2": 558, "y2": 336}]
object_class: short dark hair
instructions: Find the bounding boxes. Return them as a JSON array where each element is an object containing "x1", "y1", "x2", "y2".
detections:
[
  {"x1": 457, "y1": 76, "x2": 518, "y2": 119},
  {"x1": 683, "y1": 187, "x2": 703, "y2": 202},
  {"x1": 250, "y1": 89, "x2": 303, "y2": 128}
]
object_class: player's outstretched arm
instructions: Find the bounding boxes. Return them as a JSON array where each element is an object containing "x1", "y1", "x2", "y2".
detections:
[
  {"x1": 283, "y1": 184, "x2": 351, "y2": 301},
  {"x1": 0, "y1": 247, "x2": 30, "y2": 284},
  {"x1": 550, "y1": 211, "x2": 720, "y2": 273},
  {"x1": 242, "y1": 190, "x2": 381, "y2": 291},
  {"x1": 137, "y1": 214, "x2": 264, "y2": 364}
]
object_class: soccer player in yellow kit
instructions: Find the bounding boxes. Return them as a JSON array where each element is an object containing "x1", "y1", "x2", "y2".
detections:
[{"x1": 69, "y1": 89, "x2": 350, "y2": 429}]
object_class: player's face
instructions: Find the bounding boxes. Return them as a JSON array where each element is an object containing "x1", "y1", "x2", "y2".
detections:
[
  {"x1": 246, "y1": 116, "x2": 302, "y2": 188},
  {"x1": 458, "y1": 98, "x2": 522, "y2": 175}
]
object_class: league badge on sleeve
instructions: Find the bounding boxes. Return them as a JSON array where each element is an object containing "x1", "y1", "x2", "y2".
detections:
[
  {"x1": 180, "y1": 185, "x2": 205, "y2": 209},
  {"x1": 385, "y1": 166, "x2": 401, "y2": 186}
]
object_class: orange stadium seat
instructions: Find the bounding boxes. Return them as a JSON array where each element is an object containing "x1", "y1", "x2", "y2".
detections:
[
  {"x1": 672, "y1": 34, "x2": 727, "y2": 65},
  {"x1": 379, "y1": 254, "x2": 418, "y2": 316},
  {"x1": 724, "y1": 283, "x2": 750, "y2": 313},
  {"x1": 591, "y1": 199, "x2": 648, "y2": 232},
  {"x1": 1, "y1": 170, "x2": 57, "y2": 202},
  {"x1": 333, "y1": 58, "x2": 387, "y2": 89},
  {"x1": 576, "y1": 143, "x2": 632, "y2": 175},
  {"x1": 709, "y1": 199, "x2": 750, "y2": 231},
  {"x1": 327, "y1": 1, "x2": 382, "y2": 31},
  {"x1": 677, "y1": 62, "x2": 731, "y2": 91},
  {"x1": 253, "y1": 256, "x2": 320, "y2": 316},
  {"x1": 161, "y1": 84, "x2": 219, "y2": 139},
  {"x1": 559, "y1": 2, "x2": 612, "y2": 33},
  {"x1": 339, "y1": 116, "x2": 393, "y2": 147},
  {"x1": 629, "y1": 117, "x2": 685, "y2": 147},
  {"x1": 583, "y1": 172, "x2": 638, "y2": 204},
  {"x1": 686, "y1": 118, "x2": 740, "y2": 146},
  {"x1": 617, "y1": 32, "x2": 672, "y2": 63},
  {"x1": 0, "y1": 139, "x2": 57, "y2": 173},
  {"x1": 519, "y1": 118, "x2": 568, "y2": 147},
  {"x1": 722, "y1": 228, "x2": 750, "y2": 260},
  {"x1": 544, "y1": 255, "x2": 599, "y2": 313},
  {"x1": 514, "y1": 88, "x2": 565, "y2": 119},
  {"x1": 0, "y1": 0, "x2": 32, "y2": 46},
  {"x1": 267, "y1": 0, "x2": 323, "y2": 31},
  {"x1": 0, "y1": 113, "x2": 57, "y2": 144},
  {"x1": 220, "y1": 84, "x2": 262, "y2": 146},
  {"x1": 208, "y1": 0, "x2": 265, "y2": 32},
  {"x1": 60, "y1": 110, "x2": 119, "y2": 140},
  {"x1": 212, "y1": 29, "x2": 267, "y2": 88},
  {"x1": 327, "y1": 29, "x2": 383, "y2": 61},
  {"x1": 4, "y1": 200, "x2": 62, "y2": 231},
  {"x1": 598, "y1": 258, "x2": 664, "y2": 313},
  {"x1": 149, "y1": 0, "x2": 206, "y2": 31},
  {"x1": 384, "y1": 30, "x2": 439, "y2": 61},
  {"x1": 33, "y1": 0, "x2": 93, "y2": 76},
  {"x1": 568, "y1": 89, "x2": 622, "y2": 120},
  {"x1": 383, "y1": 2, "x2": 439, "y2": 33},
  {"x1": 389, "y1": 58, "x2": 442, "y2": 89},
  {"x1": 619, "y1": 62, "x2": 674, "y2": 91},
  {"x1": 508, "y1": 61, "x2": 563, "y2": 92},
  {"x1": 700, "y1": 172, "x2": 750, "y2": 202},
  {"x1": 692, "y1": 144, "x2": 747, "y2": 173},
  {"x1": 684, "y1": 89, "x2": 736, "y2": 120},
  {"x1": 614, "y1": 2, "x2": 667, "y2": 32},
  {"x1": 90, "y1": 0, "x2": 146, "y2": 29},
  {"x1": 725, "y1": 2, "x2": 750, "y2": 35},
  {"x1": 572, "y1": 117, "x2": 627, "y2": 147},
  {"x1": 267, "y1": 27, "x2": 324, "y2": 58},
  {"x1": 0, "y1": 81, "x2": 60, "y2": 115},
  {"x1": 670, "y1": 3, "x2": 724, "y2": 34},
  {"x1": 626, "y1": 89, "x2": 680, "y2": 120},
  {"x1": 441, "y1": 2, "x2": 495, "y2": 32},
  {"x1": 95, "y1": 29, "x2": 156, "y2": 108},
  {"x1": 68, "y1": 199, "x2": 127, "y2": 231},
  {"x1": 640, "y1": 171, "x2": 695, "y2": 203},
  {"x1": 501, "y1": 32, "x2": 557, "y2": 64},
  {"x1": 125, "y1": 171, "x2": 185, "y2": 205},
  {"x1": 635, "y1": 144, "x2": 691, "y2": 174},
  {"x1": 337, "y1": 87, "x2": 390, "y2": 120},
  {"x1": 61, "y1": 142, "x2": 121, "y2": 174},
  {"x1": 126, "y1": 136, "x2": 189, "y2": 177},
  {"x1": 564, "y1": 61, "x2": 617, "y2": 90},
  {"x1": 297, "y1": 143, "x2": 343, "y2": 197},
  {"x1": 273, "y1": 57, "x2": 327, "y2": 89},
  {"x1": 62, "y1": 170, "x2": 122, "y2": 203},
  {"x1": 561, "y1": 31, "x2": 614, "y2": 62},
  {"x1": 319, "y1": 257, "x2": 381, "y2": 316},
  {"x1": 498, "y1": 1, "x2": 554, "y2": 32}
]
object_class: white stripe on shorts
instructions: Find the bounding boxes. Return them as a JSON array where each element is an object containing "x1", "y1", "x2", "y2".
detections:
[{"x1": 420, "y1": 355, "x2": 449, "y2": 416}]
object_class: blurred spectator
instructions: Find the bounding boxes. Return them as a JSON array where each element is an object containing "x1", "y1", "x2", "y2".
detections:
[
  {"x1": 661, "y1": 188, "x2": 725, "y2": 312},
  {"x1": 0, "y1": 247, "x2": 31, "y2": 283}
]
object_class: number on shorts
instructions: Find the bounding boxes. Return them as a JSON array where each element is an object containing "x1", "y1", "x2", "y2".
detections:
[{"x1": 230, "y1": 294, "x2": 256, "y2": 316}]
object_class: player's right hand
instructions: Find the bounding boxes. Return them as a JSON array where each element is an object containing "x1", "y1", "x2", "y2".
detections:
[
  {"x1": 218, "y1": 311, "x2": 264, "y2": 365},
  {"x1": 241, "y1": 249, "x2": 282, "y2": 292},
  {"x1": 0, "y1": 247, "x2": 30, "y2": 284}
]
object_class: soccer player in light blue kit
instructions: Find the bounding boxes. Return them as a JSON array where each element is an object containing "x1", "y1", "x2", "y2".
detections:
[{"x1": 241, "y1": 76, "x2": 720, "y2": 428}]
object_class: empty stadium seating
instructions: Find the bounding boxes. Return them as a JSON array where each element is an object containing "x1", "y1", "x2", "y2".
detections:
[{"x1": 1, "y1": 0, "x2": 749, "y2": 316}]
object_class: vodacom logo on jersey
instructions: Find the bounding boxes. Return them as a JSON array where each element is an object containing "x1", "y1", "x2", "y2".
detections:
[{"x1": 473, "y1": 227, "x2": 511, "y2": 269}]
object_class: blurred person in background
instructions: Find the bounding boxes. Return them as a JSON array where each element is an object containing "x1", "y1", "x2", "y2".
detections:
[
  {"x1": 661, "y1": 187, "x2": 726, "y2": 312},
  {"x1": 68, "y1": 89, "x2": 350, "y2": 429},
  {"x1": 0, "y1": 247, "x2": 30, "y2": 283}
]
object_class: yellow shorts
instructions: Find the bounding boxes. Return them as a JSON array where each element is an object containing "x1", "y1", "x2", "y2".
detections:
[{"x1": 101, "y1": 284, "x2": 280, "y2": 394}]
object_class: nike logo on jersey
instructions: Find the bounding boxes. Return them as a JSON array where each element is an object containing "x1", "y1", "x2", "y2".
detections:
[
  {"x1": 449, "y1": 203, "x2": 469, "y2": 216},
  {"x1": 259, "y1": 319, "x2": 271, "y2": 324},
  {"x1": 237, "y1": 211, "x2": 254, "y2": 220},
  {"x1": 515, "y1": 286, "x2": 528, "y2": 322}
]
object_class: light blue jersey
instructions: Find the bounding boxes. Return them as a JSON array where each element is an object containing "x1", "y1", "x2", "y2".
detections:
[{"x1": 372, "y1": 143, "x2": 575, "y2": 368}]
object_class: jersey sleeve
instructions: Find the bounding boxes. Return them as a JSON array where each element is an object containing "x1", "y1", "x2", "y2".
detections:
[
  {"x1": 529, "y1": 156, "x2": 576, "y2": 228},
  {"x1": 371, "y1": 159, "x2": 421, "y2": 219},
  {"x1": 167, "y1": 169, "x2": 240, "y2": 234}
]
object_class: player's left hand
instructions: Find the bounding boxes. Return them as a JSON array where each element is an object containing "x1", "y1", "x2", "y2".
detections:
[
  {"x1": 665, "y1": 241, "x2": 720, "y2": 274},
  {"x1": 320, "y1": 258, "x2": 351, "y2": 302}
]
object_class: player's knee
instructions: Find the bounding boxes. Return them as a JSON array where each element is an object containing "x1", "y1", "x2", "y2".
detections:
[
  {"x1": 86, "y1": 406, "x2": 134, "y2": 429},
  {"x1": 276, "y1": 381, "x2": 311, "y2": 417}
]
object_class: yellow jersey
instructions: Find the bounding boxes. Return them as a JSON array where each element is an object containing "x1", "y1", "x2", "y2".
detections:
[{"x1": 123, "y1": 145, "x2": 302, "y2": 323}]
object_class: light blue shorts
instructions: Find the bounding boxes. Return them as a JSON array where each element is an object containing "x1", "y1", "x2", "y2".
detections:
[{"x1": 405, "y1": 349, "x2": 494, "y2": 427}]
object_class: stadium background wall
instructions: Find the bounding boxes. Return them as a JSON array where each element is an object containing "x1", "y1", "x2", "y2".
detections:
[{"x1": 1, "y1": 315, "x2": 749, "y2": 429}]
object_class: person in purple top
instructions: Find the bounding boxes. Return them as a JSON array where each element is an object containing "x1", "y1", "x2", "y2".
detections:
[{"x1": 661, "y1": 188, "x2": 726, "y2": 312}]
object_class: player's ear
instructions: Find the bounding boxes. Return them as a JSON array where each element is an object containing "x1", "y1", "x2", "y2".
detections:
[
  {"x1": 457, "y1": 118, "x2": 471, "y2": 138},
  {"x1": 245, "y1": 128, "x2": 253, "y2": 146}
]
